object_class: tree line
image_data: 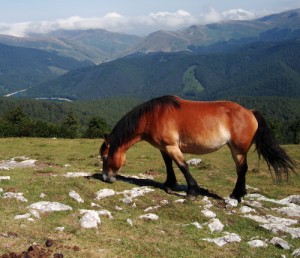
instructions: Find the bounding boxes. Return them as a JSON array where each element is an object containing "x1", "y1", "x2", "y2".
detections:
[
  {"x1": 0, "y1": 106, "x2": 299, "y2": 144},
  {"x1": 0, "y1": 107, "x2": 110, "y2": 139}
]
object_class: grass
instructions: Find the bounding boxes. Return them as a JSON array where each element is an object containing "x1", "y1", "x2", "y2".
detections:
[{"x1": 0, "y1": 138, "x2": 299, "y2": 257}]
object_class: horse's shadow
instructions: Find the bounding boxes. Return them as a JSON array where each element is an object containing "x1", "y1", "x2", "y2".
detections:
[{"x1": 88, "y1": 173, "x2": 223, "y2": 201}]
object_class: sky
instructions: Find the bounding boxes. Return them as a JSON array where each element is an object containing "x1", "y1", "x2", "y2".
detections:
[{"x1": 0, "y1": 0, "x2": 300, "y2": 37}]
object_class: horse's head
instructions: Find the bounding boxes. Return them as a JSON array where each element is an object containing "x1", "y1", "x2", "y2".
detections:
[{"x1": 100, "y1": 135, "x2": 125, "y2": 183}]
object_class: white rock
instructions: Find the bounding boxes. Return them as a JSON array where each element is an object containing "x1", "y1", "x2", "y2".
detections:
[
  {"x1": 80, "y1": 210, "x2": 101, "y2": 228},
  {"x1": 27, "y1": 201, "x2": 72, "y2": 212},
  {"x1": 139, "y1": 213, "x2": 159, "y2": 221},
  {"x1": 270, "y1": 237, "x2": 290, "y2": 250},
  {"x1": 280, "y1": 195, "x2": 300, "y2": 205},
  {"x1": 244, "y1": 214, "x2": 300, "y2": 239},
  {"x1": 55, "y1": 227, "x2": 65, "y2": 232},
  {"x1": 273, "y1": 205, "x2": 300, "y2": 217},
  {"x1": 2, "y1": 192, "x2": 28, "y2": 202},
  {"x1": 174, "y1": 198, "x2": 186, "y2": 203},
  {"x1": 201, "y1": 209, "x2": 216, "y2": 218},
  {"x1": 243, "y1": 200, "x2": 263, "y2": 208},
  {"x1": 187, "y1": 158, "x2": 202, "y2": 166},
  {"x1": 262, "y1": 224, "x2": 300, "y2": 239},
  {"x1": 14, "y1": 213, "x2": 31, "y2": 220},
  {"x1": 224, "y1": 197, "x2": 238, "y2": 207},
  {"x1": 248, "y1": 239, "x2": 268, "y2": 248},
  {"x1": 246, "y1": 185, "x2": 260, "y2": 192},
  {"x1": 0, "y1": 158, "x2": 36, "y2": 170},
  {"x1": 244, "y1": 214, "x2": 297, "y2": 226},
  {"x1": 29, "y1": 209, "x2": 40, "y2": 219},
  {"x1": 123, "y1": 197, "x2": 133, "y2": 204},
  {"x1": 208, "y1": 218, "x2": 224, "y2": 233},
  {"x1": 119, "y1": 186, "x2": 154, "y2": 198},
  {"x1": 40, "y1": 193, "x2": 46, "y2": 198},
  {"x1": 95, "y1": 189, "x2": 116, "y2": 200},
  {"x1": 69, "y1": 190, "x2": 84, "y2": 203},
  {"x1": 202, "y1": 197, "x2": 213, "y2": 209},
  {"x1": 240, "y1": 206, "x2": 256, "y2": 213},
  {"x1": 160, "y1": 200, "x2": 169, "y2": 205},
  {"x1": 0, "y1": 188, "x2": 3, "y2": 193},
  {"x1": 127, "y1": 218, "x2": 133, "y2": 227},
  {"x1": 98, "y1": 210, "x2": 113, "y2": 219},
  {"x1": 0, "y1": 176, "x2": 10, "y2": 181},
  {"x1": 144, "y1": 205, "x2": 160, "y2": 212},
  {"x1": 191, "y1": 222, "x2": 203, "y2": 229},
  {"x1": 115, "y1": 206, "x2": 123, "y2": 211},
  {"x1": 64, "y1": 172, "x2": 91, "y2": 177},
  {"x1": 202, "y1": 232, "x2": 241, "y2": 247},
  {"x1": 292, "y1": 248, "x2": 300, "y2": 257}
]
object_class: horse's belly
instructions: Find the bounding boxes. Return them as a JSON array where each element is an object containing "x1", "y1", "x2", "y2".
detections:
[{"x1": 179, "y1": 128, "x2": 231, "y2": 155}]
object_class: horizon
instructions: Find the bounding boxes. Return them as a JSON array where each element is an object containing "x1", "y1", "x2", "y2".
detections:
[{"x1": 0, "y1": 1, "x2": 300, "y2": 37}]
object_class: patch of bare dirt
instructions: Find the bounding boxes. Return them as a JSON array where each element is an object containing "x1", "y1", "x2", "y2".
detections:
[{"x1": 0, "y1": 239, "x2": 80, "y2": 258}]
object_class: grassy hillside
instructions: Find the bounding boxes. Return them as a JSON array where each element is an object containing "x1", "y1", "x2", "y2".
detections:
[
  {"x1": 0, "y1": 138, "x2": 299, "y2": 257},
  {"x1": 23, "y1": 38, "x2": 300, "y2": 101}
]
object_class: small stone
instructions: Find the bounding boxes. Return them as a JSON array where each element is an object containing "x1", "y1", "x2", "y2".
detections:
[
  {"x1": 69, "y1": 190, "x2": 84, "y2": 203},
  {"x1": 127, "y1": 218, "x2": 133, "y2": 227},
  {"x1": 187, "y1": 158, "x2": 202, "y2": 166},
  {"x1": 248, "y1": 239, "x2": 268, "y2": 248},
  {"x1": 270, "y1": 237, "x2": 290, "y2": 250},
  {"x1": 208, "y1": 218, "x2": 224, "y2": 233},
  {"x1": 201, "y1": 209, "x2": 216, "y2": 218},
  {"x1": 139, "y1": 213, "x2": 159, "y2": 221},
  {"x1": 55, "y1": 227, "x2": 65, "y2": 232},
  {"x1": 95, "y1": 189, "x2": 116, "y2": 200},
  {"x1": 292, "y1": 248, "x2": 300, "y2": 257},
  {"x1": 240, "y1": 206, "x2": 256, "y2": 213},
  {"x1": 191, "y1": 222, "x2": 203, "y2": 229}
]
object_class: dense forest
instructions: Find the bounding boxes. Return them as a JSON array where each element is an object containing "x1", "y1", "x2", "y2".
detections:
[{"x1": 0, "y1": 96, "x2": 299, "y2": 143}]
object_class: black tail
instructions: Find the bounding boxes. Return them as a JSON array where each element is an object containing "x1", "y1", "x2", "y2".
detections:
[{"x1": 252, "y1": 110, "x2": 295, "y2": 182}]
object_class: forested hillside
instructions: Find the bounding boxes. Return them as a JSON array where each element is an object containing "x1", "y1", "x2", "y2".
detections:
[
  {"x1": 0, "y1": 96, "x2": 299, "y2": 143},
  {"x1": 0, "y1": 43, "x2": 93, "y2": 95},
  {"x1": 23, "y1": 38, "x2": 300, "y2": 100}
]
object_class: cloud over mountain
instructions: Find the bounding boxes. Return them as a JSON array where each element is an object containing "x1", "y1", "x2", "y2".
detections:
[{"x1": 0, "y1": 8, "x2": 258, "y2": 37}]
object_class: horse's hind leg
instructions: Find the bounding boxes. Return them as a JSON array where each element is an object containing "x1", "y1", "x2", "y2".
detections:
[
  {"x1": 229, "y1": 146, "x2": 248, "y2": 202},
  {"x1": 161, "y1": 151, "x2": 178, "y2": 193}
]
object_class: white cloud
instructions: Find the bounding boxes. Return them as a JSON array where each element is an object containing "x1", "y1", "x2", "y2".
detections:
[
  {"x1": 202, "y1": 7, "x2": 223, "y2": 24},
  {"x1": 222, "y1": 9, "x2": 256, "y2": 21},
  {"x1": 0, "y1": 8, "x2": 259, "y2": 37}
]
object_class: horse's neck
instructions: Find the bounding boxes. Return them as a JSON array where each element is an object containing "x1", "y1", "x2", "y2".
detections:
[{"x1": 123, "y1": 135, "x2": 142, "y2": 151}]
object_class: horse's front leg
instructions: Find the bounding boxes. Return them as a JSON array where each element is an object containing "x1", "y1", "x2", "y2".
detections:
[
  {"x1": 161, "y1": 151, "x2": 178, "y2": 193},
  {"x1": 166, "y1": 146, "x2": 199, "y2": 199}
]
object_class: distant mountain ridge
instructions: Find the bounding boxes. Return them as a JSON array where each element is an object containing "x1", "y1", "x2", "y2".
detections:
[
  {"x1": 0, "y1": 9, "x2": 299, "y2": 64},
  {"x1": 23, "y1": 37, "x2": 300, "y2": 101},
  {"x1": 1, "y1": 8, "x2": 300, "y2": 101}
]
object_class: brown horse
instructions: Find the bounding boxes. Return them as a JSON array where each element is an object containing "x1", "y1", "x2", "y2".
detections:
[{"x1": 100, "y1": 95, "x2": 294, "y2": 201}]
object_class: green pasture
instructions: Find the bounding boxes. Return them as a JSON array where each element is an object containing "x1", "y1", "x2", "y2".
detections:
[{"x1": 0, "y1": 138, "x2": 299, "y2": 257}]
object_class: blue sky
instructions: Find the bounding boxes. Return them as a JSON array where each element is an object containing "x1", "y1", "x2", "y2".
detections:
[{"x1": 0, "y1": 0, "x2": 300, "y2": 36}]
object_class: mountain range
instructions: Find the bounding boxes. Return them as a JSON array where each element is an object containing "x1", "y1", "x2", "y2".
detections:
[{"x1": 0, "y1": 8, "x2": 300, "y2": 101}]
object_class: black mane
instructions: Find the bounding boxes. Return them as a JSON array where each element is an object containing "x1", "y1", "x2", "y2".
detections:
[{"x1": 109, "y1": 95, "x2": 180, "y2": 154}]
